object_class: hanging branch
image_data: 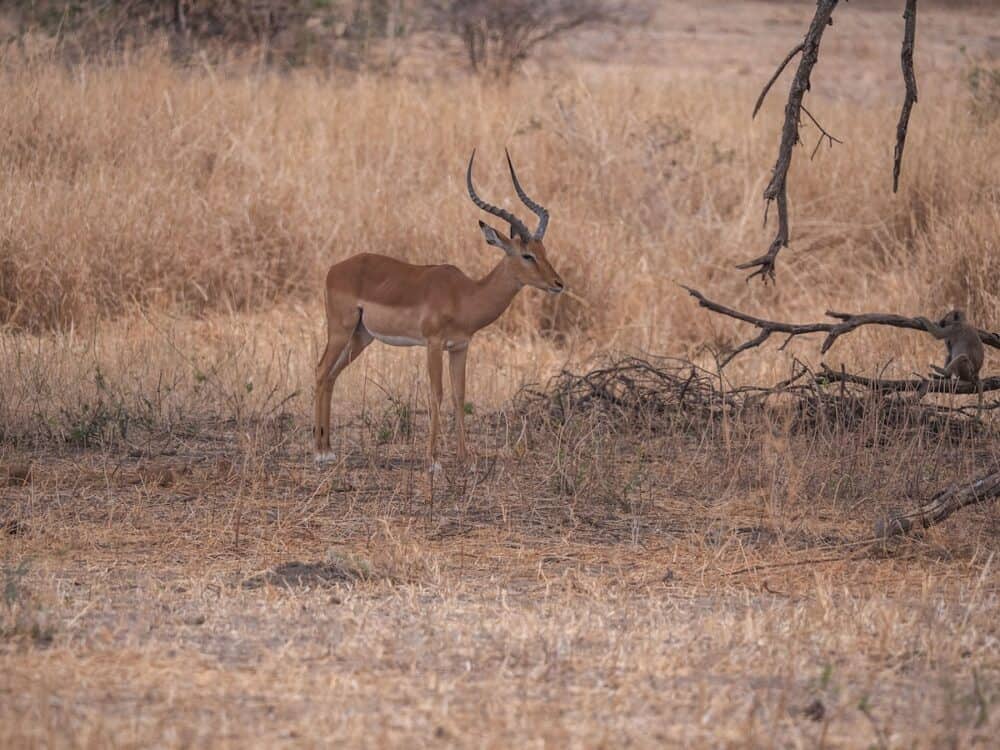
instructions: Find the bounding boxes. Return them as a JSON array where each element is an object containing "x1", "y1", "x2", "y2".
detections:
[
  {"x1": 738, "y1": 0, "x2": 840, "y2": 283},
  {"x1": 800, "y1": 104, "x2": 844, "y2": 159},
  {"x1": 893, "y1": 0, "x2": 919, "y2": 192},
  {"x1": 683, "y1": 286, "x2": 1000, "y2": 370},
  {"x1": 742, "y1": 0, "x2": 923, "y2": 281}
]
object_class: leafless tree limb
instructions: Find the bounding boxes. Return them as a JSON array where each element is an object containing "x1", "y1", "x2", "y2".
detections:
[
  {"x1": 683, "y1": 286, "x2": 1000, "y2": 370},
  {"x1": 744, "y1": 0, "x2": 925, "y2": 280},
  {"x1": 752, "y1": 42, "x2": 804, "y2": 119},
  {"x1": 874, "y1": 468, "x2": 1000, "y2": 538},
  {"x1": 893, "y1": 0, "x2": 919, "y2": 192},
  {"x1": 823, "y1": 309, "x2": 1000, "y2": 351},
  {"x1": 738, "y1": 0, "x2": 840, "y2": 283},
  {"x1": 800, "y1": 104, "x2": 844, "y2": 159}
]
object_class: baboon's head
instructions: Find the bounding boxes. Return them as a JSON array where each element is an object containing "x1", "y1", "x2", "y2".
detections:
[{"x1": 940, "y1": 309, "x2": 966, "y2": 327}]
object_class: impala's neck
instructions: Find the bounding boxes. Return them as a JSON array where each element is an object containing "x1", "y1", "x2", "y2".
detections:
[{"x1": 467, "y1": 256, "x2": 523, "y2": 333}]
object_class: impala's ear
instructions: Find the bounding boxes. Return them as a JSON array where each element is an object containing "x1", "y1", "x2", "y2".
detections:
[{"x1": 478, "y1": 220, "x2": 515, "y2": 255}]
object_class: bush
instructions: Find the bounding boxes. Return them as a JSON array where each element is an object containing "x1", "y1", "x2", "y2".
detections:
[{"x1": 427, "y1": 0, "x2": 652, "y2": 78}]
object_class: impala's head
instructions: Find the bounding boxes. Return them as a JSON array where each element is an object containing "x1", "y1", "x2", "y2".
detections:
[{"x1": 467, "y1": 149, "x2": 564, "y2": 294}]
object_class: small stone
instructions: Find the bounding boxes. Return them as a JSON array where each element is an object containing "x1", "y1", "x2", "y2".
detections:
[{"x1": 802, "y1": 699, "x2": 825, "y2": 722}]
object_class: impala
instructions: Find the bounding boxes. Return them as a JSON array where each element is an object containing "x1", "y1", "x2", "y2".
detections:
[{"x1": 314, "y1": 149, "x2": 564, "y2": 468}]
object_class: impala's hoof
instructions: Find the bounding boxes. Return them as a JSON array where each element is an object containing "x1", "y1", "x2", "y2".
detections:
[{"x1": 313, "y1": 451, "x2": 337, "y2": 465}]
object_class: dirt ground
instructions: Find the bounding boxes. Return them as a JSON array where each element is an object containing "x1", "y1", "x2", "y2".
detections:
[{"x1": 3, "y1": 398, "x2": 999, "y2": 747}]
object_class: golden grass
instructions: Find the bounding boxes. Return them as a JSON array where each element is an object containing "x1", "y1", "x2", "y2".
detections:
[
  {"x1": 2, "y1": 40, "x2": 998, "y2": 351},
  {"x1": 2, "y1": 2, "x2": 1000, "y2": 747}
]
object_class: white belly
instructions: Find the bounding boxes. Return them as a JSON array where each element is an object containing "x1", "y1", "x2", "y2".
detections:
[{"x1": 368, "y1": 329, "x2": 425, "y2": 347}]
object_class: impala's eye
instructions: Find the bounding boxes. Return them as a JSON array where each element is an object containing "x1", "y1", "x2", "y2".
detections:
[{"x1": 522, "y1": 254, "x2": 536, "y2": 262}]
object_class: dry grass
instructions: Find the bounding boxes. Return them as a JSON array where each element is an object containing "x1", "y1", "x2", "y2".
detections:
[
  {"x1": 2, "y1": 11, "x2": 1000, "y2": 351},
  {"x1": 2, "y1": 1, "x2": 1000, "y2": 747}
]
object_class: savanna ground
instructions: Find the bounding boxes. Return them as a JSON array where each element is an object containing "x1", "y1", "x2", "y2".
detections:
[{"x1": 2, "y1": 1, "x2": 1000, "y2": 746}]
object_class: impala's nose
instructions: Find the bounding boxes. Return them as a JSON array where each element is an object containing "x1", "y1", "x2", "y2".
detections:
[{"x1": 550, "y1": 279, "x2": 565, "y2": 294}]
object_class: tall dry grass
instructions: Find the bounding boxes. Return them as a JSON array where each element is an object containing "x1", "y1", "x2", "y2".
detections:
[
  {"x1": 1, "y1": 34, "x2": 1000, "y2": 447},
  {"x1": 2, "y1": 48, "x2": 998, "y2": 349}
]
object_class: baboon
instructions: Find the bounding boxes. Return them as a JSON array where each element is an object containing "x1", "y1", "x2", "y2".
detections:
[{"x1": 915, "y1": 309, "x2": 986, "y2": 408}]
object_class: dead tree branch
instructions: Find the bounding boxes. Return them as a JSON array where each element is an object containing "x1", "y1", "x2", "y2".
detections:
[
  {"x1": 744, "y1": 0, "x2": 923, "y2": 280},
  {"x1": 893, "y1": 0, "x2": 919, "y2": 192},
  {"x1": 819, "y1": 364, "x2": 1000, "y2": 395},
  {"x1": 683, "y1": 286, "x2": 1000, "y2": 369},
  {"x1": 738, "y1": 0, "x2": 840, "y2": 283},
  {"x1": 752, "y1": 42, "x2": 804, "y2": 119},
  {"x1": 823, "y1": 309, "x2": 1000, "y2": 351},
  {"x1": 683, "y1": 286, "x2": 830, "y2": 368},
  {"x1": 875, "y1": 468, "x2": 1000, "y2": 538},
  {"x1": 800, "y1": 104, "x2": 844, "y2": 159}
]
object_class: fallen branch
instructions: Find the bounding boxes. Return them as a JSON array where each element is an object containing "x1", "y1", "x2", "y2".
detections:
[
  {"x1": 893, "y1": 0, "x2": 919, "y2": 192},
  {"x1": 819, "y1": 364, "x2": 1000, "y2": 395},
  {"x1": 875, "y1": 468, "x2": 1000, "y2": 538},
  {"x1": 683, "y1": 286, "x2": 1000, "y2": 369},
  {"x1": 729, "y1": 468, "x2": 1000, "y2": 571}
]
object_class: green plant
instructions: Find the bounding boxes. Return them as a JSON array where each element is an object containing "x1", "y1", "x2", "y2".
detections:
[{"x1": 367, "y1": 398, "x2": 413, "y2": 445}]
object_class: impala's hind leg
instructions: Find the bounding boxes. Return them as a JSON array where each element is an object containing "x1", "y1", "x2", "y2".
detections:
[
  {"x1": 314, "y1": 307, "x2": 372, "y2": 462},
  {"x1": 448, "y1": 346, "x2": 469, "y2": 465}
]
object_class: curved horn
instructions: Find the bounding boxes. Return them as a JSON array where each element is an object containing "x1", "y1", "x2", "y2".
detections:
[
  {"x1": 466, "y1": 150, "x2": 531, "y2": 242},
  {"x1": 505, "y1": 148, "x2": 549, "y2": 240}
]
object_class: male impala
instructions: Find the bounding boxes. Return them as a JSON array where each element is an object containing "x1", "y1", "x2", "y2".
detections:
[{"x1": 314, "y1": 149, "x2": 564, "y2": 467}]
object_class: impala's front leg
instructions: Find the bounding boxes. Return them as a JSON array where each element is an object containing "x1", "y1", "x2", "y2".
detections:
[
  {"x1": 426, "y1": 340, "x2": 444, "y2": 471},
  {"x1": 448, "y1": 346, "x2": 469, "y2": 465}
]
